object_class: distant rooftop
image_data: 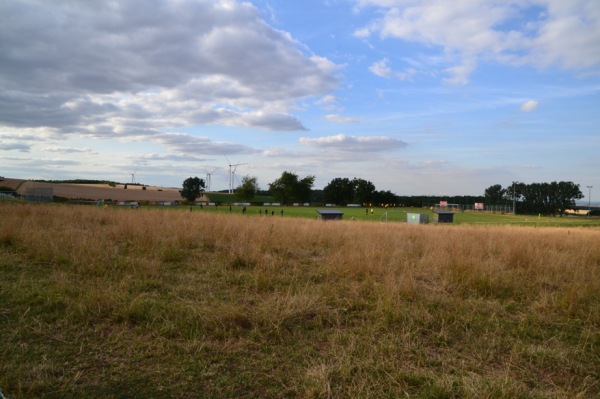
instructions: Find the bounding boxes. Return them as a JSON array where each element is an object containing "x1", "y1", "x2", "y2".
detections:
[
  {"x1": 316, "y1": 209, "x2": 344, "y2": 215},
  {"x1": 316, "y1": 209, "x2": 344, "y2": 220}
]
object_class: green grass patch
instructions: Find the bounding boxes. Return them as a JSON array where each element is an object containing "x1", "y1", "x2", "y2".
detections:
[{"x1": 187, "y1": 203, "x2": 600, "y2": 227}]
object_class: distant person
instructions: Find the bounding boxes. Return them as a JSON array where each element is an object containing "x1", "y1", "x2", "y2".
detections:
[
  {"x1": 259, "y1": 209, "x2": 262, "y2": 215},
  {"x1": 242, "y1": 206, "x2": 246, "y2": 214},
  {"x1": 271, "y1": 211, "x2": 274, "y2": 216},
  {"x1": 280, "y1": 209, "x2": 284, "y2": 216}
]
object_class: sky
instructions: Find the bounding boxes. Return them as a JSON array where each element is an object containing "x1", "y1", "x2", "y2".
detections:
[{"x1": 1, "y1": 0, "x2": 599, "y2": 197}]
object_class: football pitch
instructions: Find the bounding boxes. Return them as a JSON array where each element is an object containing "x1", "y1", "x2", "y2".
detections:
[{"x1": 189, "y1": 203, "x2": 599, "y2": 227}]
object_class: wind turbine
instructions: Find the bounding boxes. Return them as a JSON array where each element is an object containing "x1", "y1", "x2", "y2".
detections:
[
  {"x1": 224, "y1": 155, "x2": 246, "y2": 194},
  {"x1": 203, "y1": 167, "x2": 219, "y2": 192},
  {"x1": 129, "y1": 168, "x2": 138, "y2": 184}
]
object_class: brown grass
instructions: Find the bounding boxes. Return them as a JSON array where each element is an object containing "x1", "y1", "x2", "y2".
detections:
[
  {"x1": 0, "y1": 203, "x2": 599, "y2": 398},
  {"x1": 3, "y1": 178, "x2": 183, "y2": 202}
]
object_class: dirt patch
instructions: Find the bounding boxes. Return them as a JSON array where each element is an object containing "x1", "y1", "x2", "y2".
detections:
[{"x1": 0, "y1": 178, "x2": 26, "y2": 190}]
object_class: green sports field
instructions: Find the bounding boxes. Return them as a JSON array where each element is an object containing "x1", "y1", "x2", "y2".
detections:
[{"x1": 188, "y1": 202, "x2": 599, "y2": 227}]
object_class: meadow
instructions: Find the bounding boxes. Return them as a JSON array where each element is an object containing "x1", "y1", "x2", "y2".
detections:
[
  {"x1": 191, "y1": 202, "x2": 599, "y2": 228},
  {"x1": 1, "y1": 203, "x2": 599, "y2": 398}
]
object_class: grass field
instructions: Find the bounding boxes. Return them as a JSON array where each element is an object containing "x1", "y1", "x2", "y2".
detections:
[
  {"x1": 1, "y1": 203, "x2": 599, "y2": 398},
  {"x1": 187, "y1": 202, "x2": 600, "y2": 228}
]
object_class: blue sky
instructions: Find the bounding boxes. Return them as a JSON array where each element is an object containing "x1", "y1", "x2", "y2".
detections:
[{"x1": 1, "y1": 0, "x2": 599, "y2": 197}]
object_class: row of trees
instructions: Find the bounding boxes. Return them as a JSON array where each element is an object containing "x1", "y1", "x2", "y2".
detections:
[
  {"x1": 181, "y1": 173, "x2": 393, "y2": 206},
  {"x1": 322, "y1": 177, "x2": 397, "y2": 206},
  {"x1": 485, "y1": 181, "x2": 583, "y2": 216},
  {"x1": 183, "y1": 175, "x2": 585, "y2": 217},
  {"x1": 264, "y1": 173, "x2": 397, "y2": 206}
]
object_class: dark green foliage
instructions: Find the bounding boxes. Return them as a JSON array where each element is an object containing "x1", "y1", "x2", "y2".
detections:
[
  {"x1": 485, "y1": 184, "x2": 506, "y2": 204},
  {"x1": 235, "y1": 175, "x2": 259, "y2": 202},
  {"x1": 180, "y1": 176, "x2": 205, "y2": 203},
  {"x1": 323, "y1": 177, "x2": 355, "y2": 205},
  {"x1": 323, "y1": 177, "x2": 379, "y2": 205},
  {"x1": 487, "y1": 181, "x2": 583, "y2": 215},
  {"x1": 268, "y1": 171, "x2": 315, "y2": 205}
]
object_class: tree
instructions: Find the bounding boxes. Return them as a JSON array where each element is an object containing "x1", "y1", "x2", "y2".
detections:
[
  {"x1": 324, "y1": 177, "x2": 378, "y2": 205},
  {"x1": 323, "y1": 177, "x2": 354, "y2": 205},
  {"x1": 180, "y1": 177, "x2": 205, "y2": 203},
  {"x1": 235, "y1": 175, "x2": 259, "y2": 202},
  {"x1": 297, "y1": 175, "x2": 316, "y2": 204},
  {"x1": 373, "y1": 190, "x2": 398, "y2": 206},
  {"x1": 487, "y1": 181, "x2": 583, "y2": 215},
  {"x1": 484, "y1": 184, "x2": 506, "y2": 204},
  {"x1": 551, "y1": 181, "x2": 583, "y2": 216},
  {"x1": 268, "y1": 171, "x2": 315, "y2": 205},
  {"x1": 353, "y1": 178, "x2": 376, "y2": 204}
]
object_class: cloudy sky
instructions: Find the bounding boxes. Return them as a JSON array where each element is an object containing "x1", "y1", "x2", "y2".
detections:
[{"x1": 1, "y1": 0, "x2": 599, "y2": 196}]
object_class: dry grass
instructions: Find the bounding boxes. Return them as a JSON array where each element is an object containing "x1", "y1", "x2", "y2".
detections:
[
  {"x1": 0, "y1": 203, "x2": 599, "y2": 398},
  {"x1": 4, "y1": 178, "x2": 183, "y2": 202}
]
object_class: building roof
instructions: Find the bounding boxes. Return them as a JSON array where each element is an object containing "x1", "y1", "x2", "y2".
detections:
[{"x1": 316, "y1": 209, "x2": 344, "y2": 215}]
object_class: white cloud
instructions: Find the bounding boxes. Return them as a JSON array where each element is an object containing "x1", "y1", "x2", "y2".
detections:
[
  {"x1": 369, "y1": 58, "x2": 417, "y2": 81},
  {"x1": 0, "y1": 0, "x2": 340, "y2": 136},
  {"x1": 442, "y1": 58, "x2": 477, "y2": 85},
  {"x1": 370, "y1": 58, "x2": 393, "y2": 78},
  {"x1": 300, "y1": 134, "x2": 407, "y2": 152},
  {"x1": 316, "y1": 95, "x2": 338, "y2": 105},
  {"x1": 325, "y1": 114, "x2": 360, "y2": 123},
  {"x1": 354, "y1": 0, "x2": 600, "y2": 83},
  {"x1": 530, "y1": 1, "x2": 600, "y2": 70},
  {"x1": 156, "y1": 133, "x2": 260, "y2": 156},
  {"x1": 520, "y1": 100, "x2": 539, "y2": 112}
]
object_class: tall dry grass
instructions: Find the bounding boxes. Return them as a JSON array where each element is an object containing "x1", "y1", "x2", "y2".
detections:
[{"x1": 1, "y1": 203, "x2": 599, "y2": 398}]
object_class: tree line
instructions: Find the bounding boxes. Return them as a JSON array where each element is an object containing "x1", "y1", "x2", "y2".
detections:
[
  {"x1": 182, "y1": 174, "x2": 585, "y2": 216},
  {"x1": 485, "y1": 181, "x2": 583, "y2": 216}
]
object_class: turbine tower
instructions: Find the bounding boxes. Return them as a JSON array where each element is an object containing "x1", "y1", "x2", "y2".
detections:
[
  {"x1": 224, "y1": 155, "x2": 246, "y2": 194},
  {"x1": 203, "y1": 167, "x2": 219, "y2": 192},
  {"x1": 129, "y1": 168, "x2": 138, "y2": 184}
]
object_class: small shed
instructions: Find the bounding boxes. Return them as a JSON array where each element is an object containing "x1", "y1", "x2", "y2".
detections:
[
  {"x1": 407, "y1": 213, "x2": 429, "y2": 224},
  {"x1": 434, "y1": 210, "x2": 454, "y2": 223},
  {"x1": 316, "y1": 209, "x2": 344, "y2": 221}
]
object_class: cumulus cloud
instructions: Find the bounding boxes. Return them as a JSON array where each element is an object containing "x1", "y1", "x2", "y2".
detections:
[
  {"x1": 300, "y1": 134, "x2": 407, "y2": 152},
  {"x1": 156, "y1": 133, "x2": 259, "y2": 156},
  {"x1": 0, "y1": 0, "x2": 340, "y2": 136},
  {"x1": 354, "y1": 0, "x2": 600, "y2": 84},
  {"x1": 520, "y1": 100, "x2": 540, "y2": 112}
]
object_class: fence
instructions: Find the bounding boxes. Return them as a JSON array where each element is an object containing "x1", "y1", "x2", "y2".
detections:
[
  {"x1": 426, "y1": 203, "x2": 514, "y2": 213},
  {"x1": 25, "y1": 187, "x2": 54, "y2": 202}
]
